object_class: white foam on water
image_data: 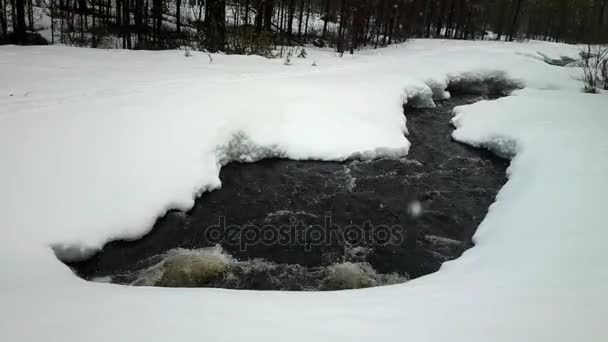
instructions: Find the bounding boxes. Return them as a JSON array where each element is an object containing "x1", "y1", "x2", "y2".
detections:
[{"x1": 124, "y1": 245, "x2": 407, "y2": 290}]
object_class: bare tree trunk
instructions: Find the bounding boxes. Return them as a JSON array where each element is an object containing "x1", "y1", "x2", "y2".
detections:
[
  {"x1": 424, "y1": 0, "x2": 433, "y2": 38},
  {"x1": 349, "y1": 6, "x2": 354, "y2": 54},
  {"x1": 50, "y1": 0, "x2": 55, "y2": 43},
  {"x1": 337, "y1": 0, "x2": 346, "y2": 52},
  {"x1": 79, "y1": 0, "x2": 87, "y2": 41},
  {"x1": 205, "y1": 0, "x2": 225, "y2": 52},
  {"x1": 445, "y1": 0, "x2": 455, "y2": 38},
  {"x1": 14, "y1": 0, "x2": 27, "y2": 43},
  {"x1": 495, "y1": 0, "x2": 509, "y2": 41},
  {"x1": 321, "y1": 0, "x2": 328, "y2": 38},
  {"x1": 303, "y1": 0, "x2": 310, "y2": 41},
  {"x1": 263, "y1": 0, "x2": 273, "y2": 31},
  {"x1": 278, "y1": 0, "x2": 284, "y2": 33},
  {"x1": 27, "y1": 0, "x2": 33, "y2": 30},
  {"x1": 297, "y1": 0, "x2": 304, "y2": 37},
  {"x1": 244, "y1": 0, "x2": 250, "y2": 25},
  {"x1": 134, "y1": 0, "x2": 143, "y2": 46},
  {"x1": 152, "y1": 0, "x2": 162, "y2": 47},
  {"x1": 350, "y1": 0, "x2": 365, "y2": 52},
  {"x1": 363, "y1": 11, "x2": 370, "y2": 45},
  {"x1": 286, "y1": 0, "x2": 295, "y2": 40},
  {"x1": 124, "y1": 0, "x2": 131, "y2": 48},
  {"x1": 387, "y1": 4, "x2": 397, "y2": 45},
  {"x1": 176, "y1": 0, "x2": 181, "y2": 34},
  {"x1": 255, "y1": 0, "x2": 263, "y2": 31},
  {"x1": 59, "y1": 0, "x2": 64, "y2": 43},
  {"x1": 508, "y1": 0, "x2": 524, "y2": 41},
  {"x1": 435, "y1": 0, "x2": 447, "y2": 37},
  {"x1": 91, "y1": 0, "x2": 96, "y2": 32},
  {"x1": 0, "y1": 0, "x2": 7, "y2": 38},
  {"x1": 463, "y1": 3, "x2": 473, "y2": 40}
]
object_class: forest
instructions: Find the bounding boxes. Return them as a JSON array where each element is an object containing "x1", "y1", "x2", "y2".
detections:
[{"x1": 1, "y1": 0, "x2": 607, "y2": 54}]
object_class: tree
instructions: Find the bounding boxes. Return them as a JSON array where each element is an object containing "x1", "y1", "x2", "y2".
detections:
[
  {"x1": 176, "y1": 0, "x2": 181, "y2": 34},
  {"x1": 0, "y1": 0, "x2": 7, "y2": 39},
  {"x1": 2, "y1": 0, "x2": 604, "y2": 50},
  {"x1": 507, "y1": 0, "x2": 524, "y2": 41},
  {"x1": 13, "y1": 0, "x2": 26, "y2": 43},
  {"x1": 206, "y1": 0, "x2": 226, "y2": 52},
  {"x1": 297, "y1": 0, "x2": 305, "y2": 37},
  {"x1": 322, "y1": 0, "x2": 329, "y2": 38}
]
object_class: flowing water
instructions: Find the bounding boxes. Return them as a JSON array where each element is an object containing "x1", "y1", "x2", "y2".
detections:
[{"x1": 66, "y1": 95, "x2": 508, "y2": 291}]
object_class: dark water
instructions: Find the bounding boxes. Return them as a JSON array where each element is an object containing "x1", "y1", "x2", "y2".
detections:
[{"x1": 66, "y1": 95, "x2": 508, "y2": 290}]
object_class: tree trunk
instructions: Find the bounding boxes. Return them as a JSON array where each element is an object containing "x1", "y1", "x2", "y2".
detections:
[
  {"x1": 134, "y1": 0, "x2": 143, "y2": 45},
  {"x1": 278, "y1": 0, "x2": 284, "y2": 33},
  {"x1": 152, "y1": 0, "x2": 162, "y2": 47},
  {"x1": 388, "y1": 5, "x2": 397, "y2": 45},
  {"x1": 287, "y1": 0, "x2": 295, "y2": 40},
  {"x1": 244, "y1": 0, "x2": 250, "y2": 25},
  {"x1": 337, "y1": 0, "x2": 346, "y2": 52},
  {"x1": 445, "y1": 0, "x2": 455, "y2": 38},
  {"x1": 123, "y1": 0, "x2": 130, "y2": 48},
  {"x1": 495, "y1": 0, "x2": 509, "y2": 41},
  {"x1": 424, "y1": 0, "x2": 433, "y2": 38},
  {"x1": 507, "y1": 0, "x2": 524, "y2": 41},
  {"x1": 435, "y1": 0, "x2": 447, "y2": 37},
  {"x1": 176, "y1": 0, "x2": 181, "y2": 34},
  {"x1": 263, "y1": 0, "x2": 273, "y2": 31},
  {"x1": 50, "y1": 0, "x2": 55, "y2": 43},
  {"x1": 0, "y1": 0, "x2": 7, "y2": 39},
  {"x1": 205, "y1": 0, "x2": 225, "y2": 52},
  {"x1": 297, "y1": 0, "x2": 304, "y2": 37},
  {"x1": 14, "y1": 0, "x2": 26, "y2": 43},
  {"x1": 321, "y1": 0, "x2": 329, "y2": 38},
  {"x1": 255, "y1": 0, "x2": 263, "y2": 31},
  {"x1": 303, "y1": 0, "x2": 310, "y2": 40},
  {"x1": 27, "y1": 0, "x2": 33, "y2": 30}
]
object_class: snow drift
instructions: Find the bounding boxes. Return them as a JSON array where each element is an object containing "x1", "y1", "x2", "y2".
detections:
[{"x1": 1, "y1": 39, "x2": 605, "y2": 342}]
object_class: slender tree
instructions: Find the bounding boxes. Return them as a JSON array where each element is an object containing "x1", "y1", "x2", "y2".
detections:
[
  {"x1": 13, "y1": 0, "x2": 26, "y2": 43},
  {"x1": 206, "y1": 0, "x2": 226, "y2": 52},
  {"x1": 322, "y1": 0, "x2": 329, "y2": 38},
  {"x1": 0, "y1": 0, "x2": 7, "y2": 39},
  {"x1": 508, "y1": 0, "x2": 524, "y2": 41}
]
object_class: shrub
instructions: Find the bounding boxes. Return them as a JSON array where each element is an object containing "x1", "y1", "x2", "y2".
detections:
[
  {"x1": 581, "y1": 45, "x2": 608, "y2": 94},
  {"x1": 225, "y1": 26, "x2": 274, "y2": 58},
  {"x1": 4, "y1": 32, "x2": 48, "y2": 45}
]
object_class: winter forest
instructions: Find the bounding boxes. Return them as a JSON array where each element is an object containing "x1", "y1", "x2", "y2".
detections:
[{"x1": 1, "y1": 0, "x2": 608, "y2": 52}]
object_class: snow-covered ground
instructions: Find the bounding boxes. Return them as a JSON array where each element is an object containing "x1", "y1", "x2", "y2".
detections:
[{"x1": 1, "y1": 39, "x2": 606, "y2": 341}]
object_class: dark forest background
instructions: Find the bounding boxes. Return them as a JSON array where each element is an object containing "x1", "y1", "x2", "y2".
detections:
[{"x1": 1, "y1": 0, "x2": 607, "y2": 54}]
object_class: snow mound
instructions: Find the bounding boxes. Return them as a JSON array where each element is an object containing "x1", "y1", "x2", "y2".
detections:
[
  {"x1": 403, "y1": 70, "x2": 524, "y2": 109},
  {"x1": 452, "y1": 104, "x2": 520, "y2": 159},
  {"x1": 402, "y1": 81, "x2": 438, "y2": 108},
  {"x1": 447, "y1": 70, "x2": 524, "y2": 96},
  {"x1": 0, "y1": 39, "x2": 603, "y2": 342}
]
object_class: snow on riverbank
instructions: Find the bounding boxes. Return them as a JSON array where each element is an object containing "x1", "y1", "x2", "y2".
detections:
[{"x1": 1, "y1": 39, "x2": 605, "y2": 341}]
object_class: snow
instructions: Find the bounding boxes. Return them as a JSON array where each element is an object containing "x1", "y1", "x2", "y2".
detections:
[{"x1": 1, "y1": 39, "x2": 606, "y2": 341}]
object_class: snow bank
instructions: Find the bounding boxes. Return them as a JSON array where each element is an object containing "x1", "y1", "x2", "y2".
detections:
[
  {"x1": 2, "y1": 39, "x2": 578, "y2": 257},
  {"x1": 1, "y1": 39, "x2": 604, "y2": 342}
]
